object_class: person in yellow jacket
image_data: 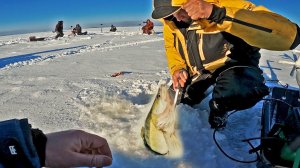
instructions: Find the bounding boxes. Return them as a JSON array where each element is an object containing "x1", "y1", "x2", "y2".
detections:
[{"x1": 152, "y1": 0, "x2": 300, "y2": 128}]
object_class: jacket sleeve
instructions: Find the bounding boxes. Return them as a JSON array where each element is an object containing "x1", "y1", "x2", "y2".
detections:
[
  {"x1": 209, "y1": 0, "x2": 300, "y2": 51},
  {"x1": 163, "y1": 23, "x2": 187, "y2": 75},
  {"x1": 0, "y1": 119, "x2": 46, "y2": 168}
]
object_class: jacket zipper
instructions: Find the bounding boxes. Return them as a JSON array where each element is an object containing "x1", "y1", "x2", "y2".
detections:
[
  {"x1": 225, "y1": 16, "x2": 272, "y2": 33},
  {"x1": 186, "y1": 30, "x2": 201, "y2": 73}
]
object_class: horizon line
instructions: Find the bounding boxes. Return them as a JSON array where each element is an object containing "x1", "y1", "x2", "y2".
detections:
[{"x1": 0, "y1": 20, "x2": 163, "y2": 37}]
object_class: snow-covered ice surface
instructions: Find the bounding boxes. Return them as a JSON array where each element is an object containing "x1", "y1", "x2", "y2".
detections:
[{"x1": 0, "y1": 26, "x2": 299, "y2": 168}]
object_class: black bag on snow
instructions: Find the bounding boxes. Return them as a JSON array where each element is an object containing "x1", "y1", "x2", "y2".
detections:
[{"x1": 259, "y1": 87, "x2": 300, "y2": 168}]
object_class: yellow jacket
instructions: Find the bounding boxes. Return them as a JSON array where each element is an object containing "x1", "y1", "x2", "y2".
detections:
[{"x1": 162, "y1": 0, "x2": 300, "y2": 75}]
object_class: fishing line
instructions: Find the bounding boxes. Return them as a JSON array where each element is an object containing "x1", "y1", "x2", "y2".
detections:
[
  {"x1": 262, "y1": 98, "x2": 293, "y2": 107},
  {"x1": 265, "y1": 79, "x2": 289, "y2": 88},
  {"x1": 213, "y1": 98, "x2": 295, "y2": 164},
  {"x1": 213, "y1": 110, "x2": 260, "y2": 164},
  {"x1": 173, "y1": 89, "x2": 180, "y2": 107}
]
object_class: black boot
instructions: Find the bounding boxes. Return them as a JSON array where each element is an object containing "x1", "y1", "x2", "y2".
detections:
[
  {"x1": 209, "y1": 110, "x2": 228, "y2": 129},
  {"x1": 209, "y1": 100, "x2": 228, "y2": 129}
]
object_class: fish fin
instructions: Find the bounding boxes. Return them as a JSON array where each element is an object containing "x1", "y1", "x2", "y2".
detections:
[
  {"x1": 156, "y1": 105, "x2": 176, "y2": 133},
  {"x1": 164, "y1": 132, "x2": 183, "y2": 158}
]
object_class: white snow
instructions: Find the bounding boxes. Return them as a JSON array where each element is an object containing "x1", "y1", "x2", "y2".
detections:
[{"x1": 0, "y1": 26, "x2": 299, "y2": 168}]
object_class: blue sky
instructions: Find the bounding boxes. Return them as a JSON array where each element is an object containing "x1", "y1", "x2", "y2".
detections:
[
  {"x1": 0, "y1": 0, "x2": 299, "y2": 33},
  {"x1": 249, "y1": 0, "x2": 300, "y2": 24},
  {"x1": 0, "y1": 0, "x2": 153, "y2": 32}
]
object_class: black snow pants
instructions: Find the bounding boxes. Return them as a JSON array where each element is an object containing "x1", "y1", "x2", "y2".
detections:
[{"x1": 183, "y1": 66, "x2": 269, "y2": 113}]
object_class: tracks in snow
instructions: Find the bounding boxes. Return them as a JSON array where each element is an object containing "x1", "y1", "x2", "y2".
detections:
[{"x1": 1, "y1": 38, "x2": 164, "y2": 70}]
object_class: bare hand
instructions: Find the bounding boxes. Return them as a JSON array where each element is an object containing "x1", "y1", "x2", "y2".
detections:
[
  {"x1": 172, "y1": 69, "x2": 189, "y2": 90},
  {"x1": 182, "y1": 0, "x2": 213, "y2": 20},
  {"x1": 45, "y1": 130, "x2": 112, "y2": 168}
]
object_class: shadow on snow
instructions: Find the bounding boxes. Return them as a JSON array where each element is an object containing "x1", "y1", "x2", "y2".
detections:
[{"x1": 0, "y1": 45, "x2": 87, "y2": 68}]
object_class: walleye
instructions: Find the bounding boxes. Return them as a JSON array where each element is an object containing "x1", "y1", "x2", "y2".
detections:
[{"x1": 141, "y1": 84, "x2": 183, "y2": 157}]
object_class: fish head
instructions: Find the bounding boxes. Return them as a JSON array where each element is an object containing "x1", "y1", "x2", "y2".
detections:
[{"x1": 153, "y1": 84, "x2": 174, "y2": 115}]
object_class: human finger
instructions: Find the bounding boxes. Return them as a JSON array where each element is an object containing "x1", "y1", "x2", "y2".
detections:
[
  {"x1": 182, "y1": 0, "x2": 198, "y2": 12},
  {"x1": 72, "y1": 153, "x2": 112, "y2": 167},
  {"x1": 79, "y1": 131, "x2": 112, "y2": 158},
  {"x1": 182, "y1": 70, "x2": 188, "y2": 80},
  {"x1": 172, "y1": 78, "x2": 179, "y2": 90},
  {"x1": 179, "y1": 80, "x2": 184, "y2": 88},
  {"x1": 172, "y1": 71, "x2": 181, "y2": 89},
  {"x1": 179, "y1": 71, "x2": 188, "y2": 81}
]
